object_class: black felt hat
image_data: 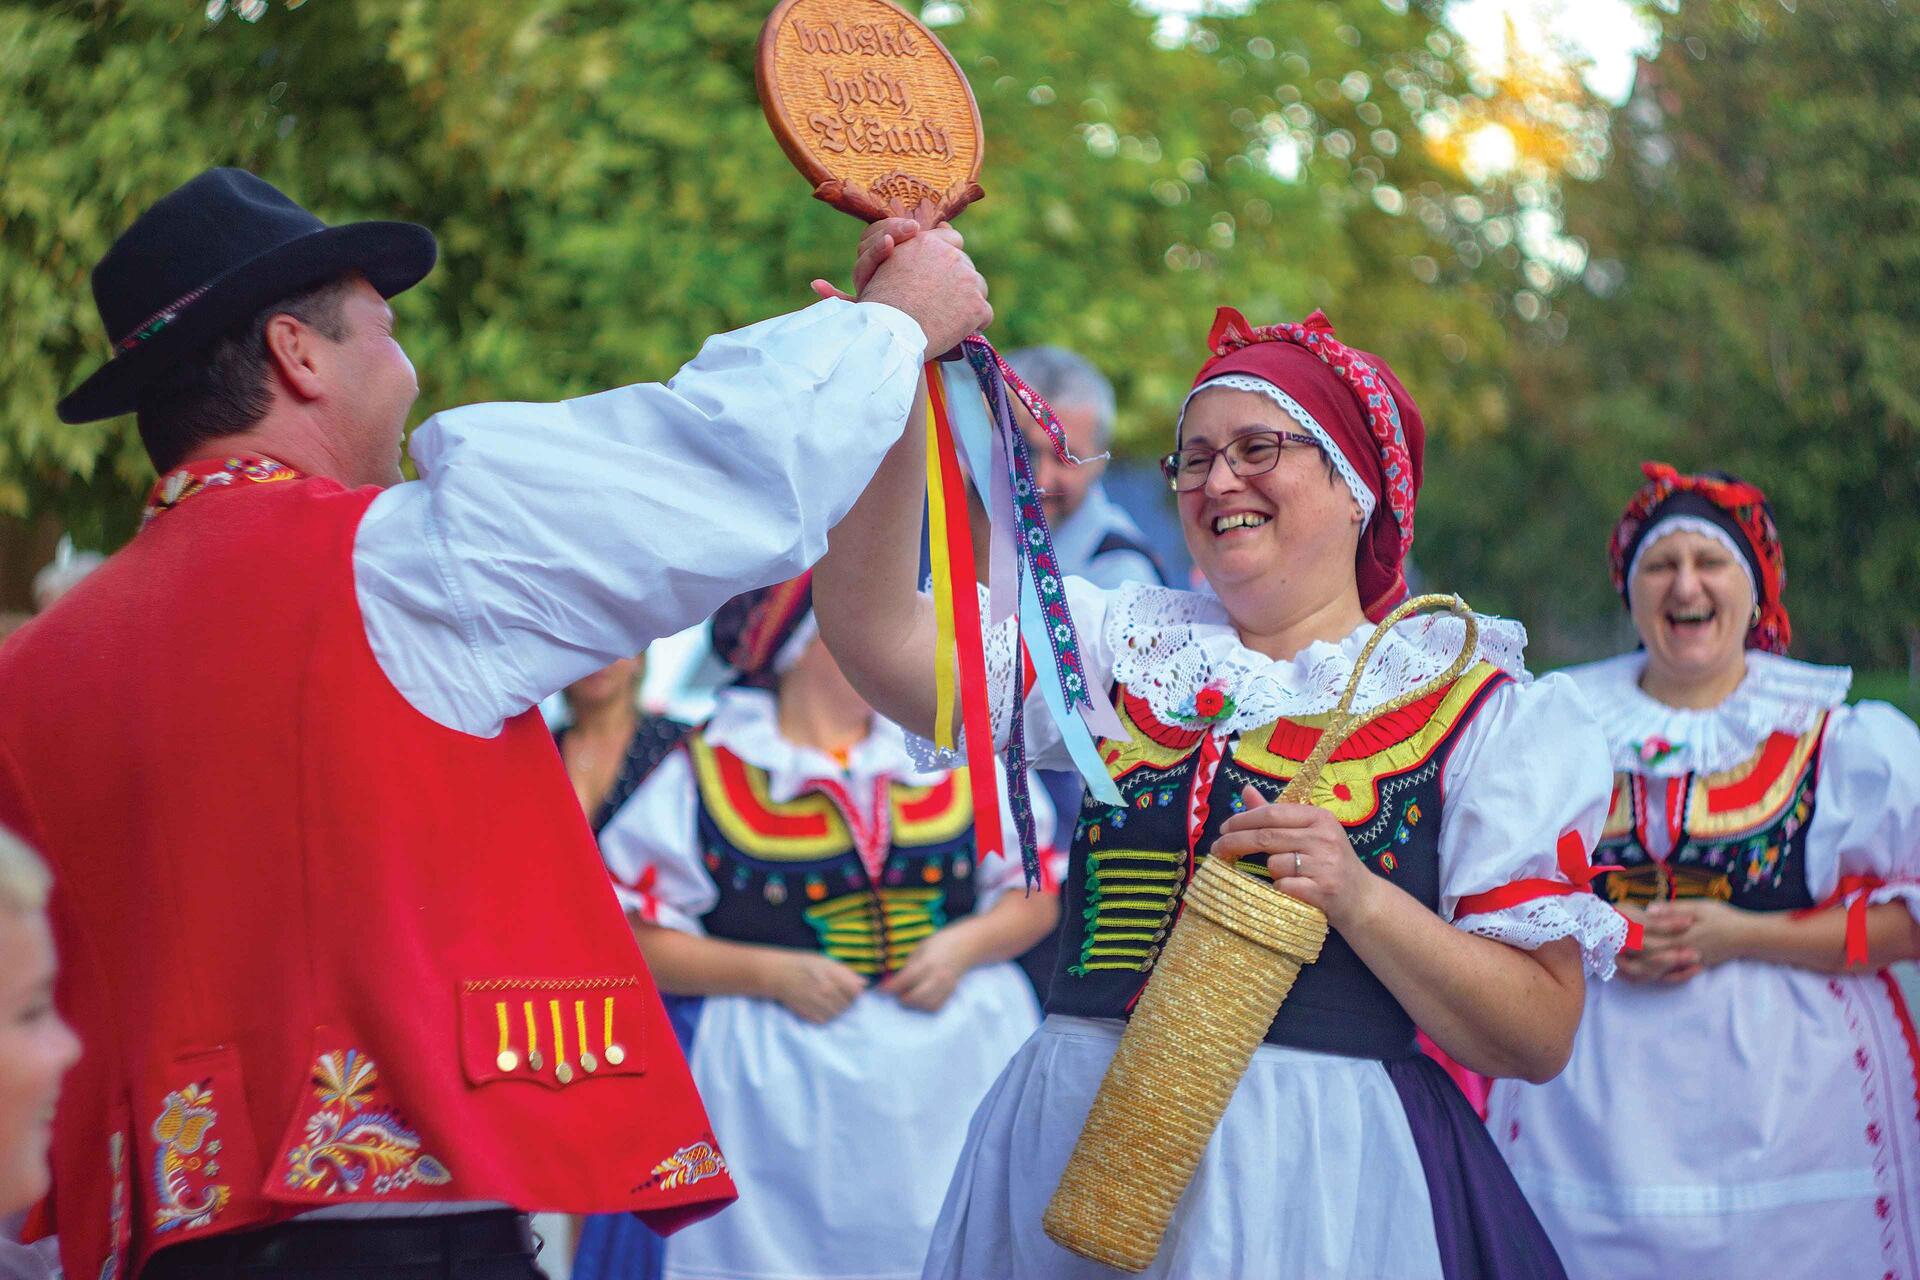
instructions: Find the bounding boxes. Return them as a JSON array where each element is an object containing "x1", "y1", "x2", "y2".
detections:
[{"x1": 56, "y1": 168, "x2": 437, "y2": 424}]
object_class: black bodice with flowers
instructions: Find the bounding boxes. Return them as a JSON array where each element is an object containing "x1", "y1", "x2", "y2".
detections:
[
  {"x1": 1590, "y1": 714, "x2": 1828, "y2": 913},
  {"x1": 1045, "y1": 664, "x2": 1510, "y2": 1058}
]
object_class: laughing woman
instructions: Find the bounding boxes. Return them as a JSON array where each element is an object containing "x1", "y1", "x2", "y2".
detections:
[
  {"x1": 1489, "y1": 464, "x2": 1920, "y2": 1280},
  {"x1": 811, "y1": 223, "x2": 1626, "y2": 1280}
]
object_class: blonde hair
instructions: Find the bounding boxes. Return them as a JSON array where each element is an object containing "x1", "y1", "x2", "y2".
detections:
[{"x1": 0, "y1": 825, "x2": 51, "y2": 915}]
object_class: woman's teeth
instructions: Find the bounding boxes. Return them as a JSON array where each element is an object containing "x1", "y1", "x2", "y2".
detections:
[
  {"x1": 1666, "y1": 609, "x2": 1715, "y2": 627},
  {"x1": 1213, "y1": 513, "x2": 1269, "y2": 534}
]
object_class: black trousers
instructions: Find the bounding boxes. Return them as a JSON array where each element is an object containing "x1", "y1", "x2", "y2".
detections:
[{"x1": 137, "y1": 1210, "x2": 543, "y2": 1279}]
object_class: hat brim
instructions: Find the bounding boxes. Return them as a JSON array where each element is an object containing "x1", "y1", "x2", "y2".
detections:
[{"x1": 56, "y1": 219, "x2": 437, "y2": 424}]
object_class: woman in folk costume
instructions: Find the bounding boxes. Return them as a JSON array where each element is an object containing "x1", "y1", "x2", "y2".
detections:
[
  {"x1": 577, "y1": 573, "x2": 1061, "y2": 1280},
  {"x1": 812, "y1": 292, "x2": 1628, "y2": 1276},
  {"x1": 1489, "y1": 464, "x2": 1920, "y2": 1279}
]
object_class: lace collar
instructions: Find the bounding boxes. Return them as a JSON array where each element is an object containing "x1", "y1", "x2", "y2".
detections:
[
  {"x1": 1562, "y1": 650, "x2": 1852, "y2": 776},
  {"x1": 1104, "y1": 583, "x2": 1530, "y2": 736},
  {"x1": 703, "y1": 687, "x2": 919, "y2": 805}
]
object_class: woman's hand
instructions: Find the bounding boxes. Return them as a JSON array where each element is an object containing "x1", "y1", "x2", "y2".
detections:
[
  {"x1": 1210, "y1": 785, "x2": 1385, "y2": 933},
  {"x1": 879, "y1": 925, "x2": 977, "y2": 1013},
  {"x1": 810, "y1": 216, "x2": 925, "y2": 302},
  {"x1": 1623, "y1": 900, "x2": 1699, "y2": 983},
  {"x1": 763, "y1": 951, "x2": 868, "y2": 1024}
]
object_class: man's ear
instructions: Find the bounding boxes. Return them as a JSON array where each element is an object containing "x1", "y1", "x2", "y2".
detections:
[{"x1": 262, "y1": 313, "x2": 326, "y2": 403}]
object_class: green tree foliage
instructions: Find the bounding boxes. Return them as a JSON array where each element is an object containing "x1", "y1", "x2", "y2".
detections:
[
  {"x1": 3, "y1": 0, "x2": 1527, "y2": 551},
  {"x1": 1420, "y1": 0, "x2": 1920, "y2": 667}
]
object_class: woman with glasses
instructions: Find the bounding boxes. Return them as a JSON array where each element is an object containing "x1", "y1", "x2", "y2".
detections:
[
  {"x1": 1488, "y1": 464, "x2": 1920, "y2": 1279},
  {"x1": 810, "y1": 228, "x2": 1626, "y2": 1279}
]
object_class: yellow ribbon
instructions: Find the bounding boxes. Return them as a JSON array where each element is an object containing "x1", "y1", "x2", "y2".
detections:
[{"x1": 924, "y1": 373, "x2": 959, "y2": 749}]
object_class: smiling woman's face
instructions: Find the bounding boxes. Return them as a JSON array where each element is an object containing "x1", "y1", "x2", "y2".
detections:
[
  {"x1": 0, "y1": 906, "x2": 79, "y2": 1214},
  {"x1": 1629, "y1": 528, "x2": 1754, "y2": 692},
  {"x1": 1176, "y1": 386, "x2": 1361, "y2": 604}
]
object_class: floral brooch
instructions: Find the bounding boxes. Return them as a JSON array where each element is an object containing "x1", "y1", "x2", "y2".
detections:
[
  {"x1": 1634, "y1": 735, "x2": 1682, "y2": 767},
  {"x1": 1177, "y1": 681, "x2": 1236, "y2": 727}
]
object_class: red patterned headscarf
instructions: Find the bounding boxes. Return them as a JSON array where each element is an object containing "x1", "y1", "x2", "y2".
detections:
[
  {"x1": 710, "y1": 572, "x2": 814, "y2": 687},
  {"x1": 1188, "y1": 307, "x2": 1424, "y2": 621},
  {"x1": 1608, "y1": 462, "x2": 1790, "y2": 654}
]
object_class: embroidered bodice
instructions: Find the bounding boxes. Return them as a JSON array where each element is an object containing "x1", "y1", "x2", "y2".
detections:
[
  {"x1": 688, "y1": 732, "x2": 981, "y2": 976},
  {"x1": 1046, "y1": 663, "x2": 1512, "y2": 1058},
  {"x1": 1592, "y1": 715, "x2": 1828, "y2": 912}
]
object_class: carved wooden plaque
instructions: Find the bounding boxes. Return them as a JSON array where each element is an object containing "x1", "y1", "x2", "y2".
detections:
[{"x1": 757, "y1": 0, "x2": 985, "y2": 224}]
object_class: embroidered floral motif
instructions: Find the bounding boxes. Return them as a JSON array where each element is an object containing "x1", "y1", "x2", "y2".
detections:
[
  {"x1": 1182, "y1": 682, "x2": 1235, "y2": 726},
  {"x1": 281, "y1": 1051, "x2": 451, "y2": 1196},
  {"x1": 101, "y1": 1130, "x2": 128, "y2": 1280},
  {"x1": 149, "y1": 1082, "x2": 231, "y2": 1235},
  {"x1": 649, "y1": 1140, "x2": 727, "y2": 1192},
  {"x1": 1635, "y1": 735, "x2": 1682, "y2": 767},
  {"x1": 142, "y1": 456, "x2": 301, "y2": 525}
]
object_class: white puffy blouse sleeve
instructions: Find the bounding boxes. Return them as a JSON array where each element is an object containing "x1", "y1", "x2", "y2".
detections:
[
  {"x1": 594, "y1": 747, "x2": 718, "y2": 936},
  {"x1": 1437, "y1": 672, "x2": 1629, "y2": 977},
  {"x1": 354, "y1": 298, "x2": 926, "y2": 736},
  {"x1": 1805, "y1": 700, "x2": 1920, "y2": 924}
]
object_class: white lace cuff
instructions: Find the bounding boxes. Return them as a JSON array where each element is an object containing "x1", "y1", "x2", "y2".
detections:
[{"x1": 1454, "y1": 893, "x2": 1629, "y2": 980}]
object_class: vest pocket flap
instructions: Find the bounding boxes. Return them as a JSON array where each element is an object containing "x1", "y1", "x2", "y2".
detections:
[{"x1": 458, "y1": 977, "x2": 646, "y2": 1090}]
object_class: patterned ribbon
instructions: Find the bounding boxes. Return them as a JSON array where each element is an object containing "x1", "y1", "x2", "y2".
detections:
[
  {"x1": 806, "y1": 775, "x2": 894, "y2": 880},
  {"x1": 1793, "y1": 873, "x2": 1887, "y2": 969}
]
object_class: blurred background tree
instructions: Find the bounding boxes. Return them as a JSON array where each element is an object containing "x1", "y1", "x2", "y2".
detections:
[{"x1": 1, "y1": 0, "x2": 1913, "y2": 687}]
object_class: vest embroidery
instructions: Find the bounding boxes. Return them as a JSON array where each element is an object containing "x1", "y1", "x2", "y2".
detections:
[
  {"x1": 642, "y1": 1137, "x2": 728, "y2": 1193},
  {"x1": 142, "y1": 456, "x2": 301, "y2": 526},
  {"x1": 149, "y1": 1083, "x2": 230, "y2": 1235},
  {"x1": 281, "y1": 1051, "x2": 451, "y2": 1196}
]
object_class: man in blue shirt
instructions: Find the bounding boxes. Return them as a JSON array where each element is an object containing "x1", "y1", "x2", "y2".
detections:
[{"x1": 1005, "y1": 346, "x2": 1164, "y2": 590}]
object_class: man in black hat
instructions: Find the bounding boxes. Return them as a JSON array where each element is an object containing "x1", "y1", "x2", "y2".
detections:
[{"x1": 0, "y1": 167, "x2": 988, "y2": 1279}]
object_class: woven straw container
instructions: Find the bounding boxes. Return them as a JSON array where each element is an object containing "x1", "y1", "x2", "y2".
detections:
[{"x1": 1042, "y1": 595, "x2": 1476, "y2": 1272}]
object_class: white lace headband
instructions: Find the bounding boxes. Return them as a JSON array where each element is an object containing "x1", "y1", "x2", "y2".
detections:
[
  {"x1": 1178, "y1": 373, "x2": 1376, "y2": 523},
  {"x1": 772, "y1": 611, "x2": 819, "y2": 677},
  {"x1": 1626, "y1": 515, "x2": 1757, "y2": 602}
]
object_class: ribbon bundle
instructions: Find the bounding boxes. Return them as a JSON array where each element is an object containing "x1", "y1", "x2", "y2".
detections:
[{"x1": 920, "y1": 341, "x2": 1126, "y2": 887}]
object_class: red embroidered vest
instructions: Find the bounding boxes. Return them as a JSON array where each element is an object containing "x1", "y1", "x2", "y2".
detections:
[{"x1": 0, "y1": 465, "x2": 736, "y2": 1279}]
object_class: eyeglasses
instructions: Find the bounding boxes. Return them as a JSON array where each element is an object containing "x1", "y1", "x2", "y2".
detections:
[{"x1": 1158, "y1": 430, "x2": 1320, "y2": 492}]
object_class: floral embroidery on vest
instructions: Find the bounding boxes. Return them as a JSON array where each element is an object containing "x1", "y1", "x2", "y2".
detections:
[
  {"x1": 149, "y1": 1083, "x2": 231, "y2": 1235},
  {"x1": 281, "y1": 1050, "x2": 452, "y2": 1195},
  {"x1": 142, "y1": 456, "x2": 301, "y2": 526},
  {"x1": 646, "y1": 1139, "x2": 728, "y2": 1192}
]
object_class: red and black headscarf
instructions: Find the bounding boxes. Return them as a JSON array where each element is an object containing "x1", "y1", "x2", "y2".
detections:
[
  {"x1": 709, "y1": 572, "x2": 815, "y2": 688},
  {"x1": 1188, "y1": 307, "x2": 1425, "y2": 621},
  {"x1": 1608, "y1": 462, "x2": 1790, "y2": 654}
]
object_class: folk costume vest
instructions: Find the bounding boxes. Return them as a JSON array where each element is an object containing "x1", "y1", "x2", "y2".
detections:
[
  {"x1": 1592, "y1": 715, "x2": 1828, "y2": 912},
  {"x1": 0, "y1": 462, "x2": 736, "y2": 1280},
  {"x1": 1046, "y1": 663, "x2": 1511, "y2": 1059},
  {"x1": 686, "y1": 733, "x2": 979, "y2": 977}
]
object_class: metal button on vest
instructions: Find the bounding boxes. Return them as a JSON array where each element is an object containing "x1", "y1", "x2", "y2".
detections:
[
  {"x1": 580, "y1": 1051, "x2": 599, "y2": 1074},
  {"x1": 556, "y1": 1062, "x2": 575, "y2": 1085},
  {"x1": 496, "y1": 1050, "x2": 520, "y2": 1073},
  {"x1": 605, "y1": 1044, "x2": 626, "y2": 1066}
]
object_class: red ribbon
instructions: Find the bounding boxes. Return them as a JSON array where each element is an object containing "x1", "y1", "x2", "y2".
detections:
[
  {"x1": 1794, "y1": 874, "x2": 1885, "y2": 969},
  {"x1": 926, "y1": 368, "x2": 1006, "y2": 868}
]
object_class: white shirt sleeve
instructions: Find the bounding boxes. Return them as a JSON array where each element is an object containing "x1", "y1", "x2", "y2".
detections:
[
  {"x1": 1437, "y1": 672, "x2": 1630, "y2": 977},
  {"x1": 353, "y1": 298, "x2": 927, "y2": 736},
  {"x1": 595, "y1": 748, "x2": 718, "y2": 935},
  {"x1": 1805, "y1": 700, "x2": 1920, "y2": 923}
]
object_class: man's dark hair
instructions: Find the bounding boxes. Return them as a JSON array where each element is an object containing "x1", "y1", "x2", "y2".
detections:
[{"x1": 135, "y1": 274, "x2": 357, "y2": 472}]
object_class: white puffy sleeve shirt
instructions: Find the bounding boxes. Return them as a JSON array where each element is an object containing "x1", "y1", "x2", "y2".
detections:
[{"x1": 352, "y1": 299, "x2": 925, "y2": 735}]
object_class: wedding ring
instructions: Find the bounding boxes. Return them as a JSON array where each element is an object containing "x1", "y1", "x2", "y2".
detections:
[{"x1": 1293, "y1": 852, "x2": 1303, "y2": 877}]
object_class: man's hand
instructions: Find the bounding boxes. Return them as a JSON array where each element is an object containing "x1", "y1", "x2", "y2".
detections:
[{"x1": 814, "y1": 219, "x2": 990, "y2": 359}]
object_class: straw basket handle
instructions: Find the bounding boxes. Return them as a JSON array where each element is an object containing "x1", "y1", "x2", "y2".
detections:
[{"x1": 1242, "y1": 592, "x2": 1479, "y2": 827}]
